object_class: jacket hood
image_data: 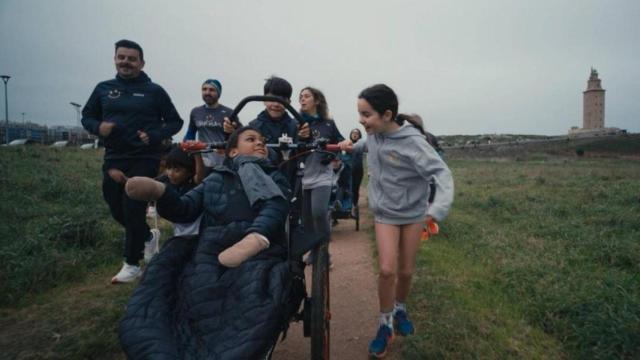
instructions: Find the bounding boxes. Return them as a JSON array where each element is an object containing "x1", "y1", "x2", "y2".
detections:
[{"x1": 382, "y1": 123, "x2": 424, "y2": 140}]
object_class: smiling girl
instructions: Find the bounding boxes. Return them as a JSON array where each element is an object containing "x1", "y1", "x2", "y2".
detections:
[{"x1": 339, "y1": 84, "x2": 454, "y2": 358}]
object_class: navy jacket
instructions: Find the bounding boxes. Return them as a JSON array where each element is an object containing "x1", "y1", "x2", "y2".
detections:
[
  {"x1": 156, "y1": 160, "x2": 291, "y2": 256},
  {"x1": 81, "y1": 71, "x2": 183, "y2": 160},
  {"x1": 249, "y1": 110, "x2": 299, "y2": 166},
  {"x1": 248, "y1": 110, "x2": 299, "y2": 145},
  {"x1": 302, "y1": 114, "x2": 344, "y2": 144}
]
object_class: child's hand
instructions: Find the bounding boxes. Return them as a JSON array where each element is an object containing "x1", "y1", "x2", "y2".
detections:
[
  {"x1": 125, "y1": 177, "x2": 166, "y2": 201},
  {"x1": 298, "y1": 122, "x2": 310, "y2": 139},
  {"x1": 107, "y1": 168, "x2": 128, "y2": 184},
  {"x1": 338, "y1": 139, "x2": 353, "y2": 151},
  {"x1": 218, "y1": 233, "x2": 270, "y2": 267}
]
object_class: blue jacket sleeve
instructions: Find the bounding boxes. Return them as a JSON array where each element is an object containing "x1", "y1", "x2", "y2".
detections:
[
  {"x1": 183, "y1": 110, "x2": 197, "y2": 141},
  {"x1": 147, "y1": 87, "x2": 184, "y2": 144},
  {"x1": 156, "y1": 183, "x2": 204, "y2": 223},
  {"x1": 81, "y1": 85, "x2": 103, "y2": 136},
  {"x1": 245, "y1": 171, "x2": 291, "y2": 246}
]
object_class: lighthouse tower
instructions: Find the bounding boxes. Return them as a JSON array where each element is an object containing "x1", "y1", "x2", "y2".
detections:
[{"x1": 583, "y1": 68, "x2": 605, "y2": 129}]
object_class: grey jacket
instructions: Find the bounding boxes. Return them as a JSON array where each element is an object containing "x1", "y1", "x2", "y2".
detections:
[{"x1": 354, "y1": 124, "x2": 454, "y2": 224}]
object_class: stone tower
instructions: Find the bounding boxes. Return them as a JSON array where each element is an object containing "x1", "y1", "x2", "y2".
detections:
[{"x1": 583, "y1": 68, "x2": 605, "y2": 129}]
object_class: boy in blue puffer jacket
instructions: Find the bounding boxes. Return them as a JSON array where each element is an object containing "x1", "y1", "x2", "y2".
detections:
[{"x1": 119, "y1": 126, "x2": 292, "y2": 359}]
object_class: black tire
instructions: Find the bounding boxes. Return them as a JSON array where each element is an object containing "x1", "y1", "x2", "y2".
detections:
[{"x1": 310, "y1": 242, "x2": 330, "y2": 360}]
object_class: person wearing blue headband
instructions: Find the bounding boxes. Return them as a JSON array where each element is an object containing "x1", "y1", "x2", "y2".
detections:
[{"x1": 184, "y1": 78, "x2": 241, "y2": 168}]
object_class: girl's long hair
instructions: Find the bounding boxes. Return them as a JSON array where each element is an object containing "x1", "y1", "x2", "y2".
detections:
[
  {"x1": 300, "y1": 86, "x2": 331, "y2": 120},
  {"x1": 396, "y1": 114, "x2": 426, "y2": 136}
]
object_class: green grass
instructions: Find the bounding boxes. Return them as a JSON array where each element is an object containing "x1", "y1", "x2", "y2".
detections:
[
  {"x1": 2, "y1": 144, "x2": 639, "y2": 358},
  {"x1": 0, "y1": 145, "x2": 172, "y2": 358},
  {"x1": 0, "y1": 269, "x2": 133, "y2": 359},
  {"x1": 400, "y1": 157, "x2": 640, "y2": 359},
  {"x1": 0, "y1": 146, "x2": 126, "y2": 307}
]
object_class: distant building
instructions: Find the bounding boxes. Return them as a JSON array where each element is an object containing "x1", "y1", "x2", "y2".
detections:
[
  {"x1": 0, "y1": 122, "x2": 48, "y2": 144},
  {"x1": 0, "y1": 122, "x2": 95, "y2": 145},
  {"x1": 569, "y1": 68, "x2": 624, "y2": 137},
  {"x1": 47, "y1": 125, "x2": 95, "y2": 144}
]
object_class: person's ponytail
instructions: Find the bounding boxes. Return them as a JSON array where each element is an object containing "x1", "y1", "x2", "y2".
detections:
[{"x1": 395, "y1": 113, "x2": 426, "y2": 136}]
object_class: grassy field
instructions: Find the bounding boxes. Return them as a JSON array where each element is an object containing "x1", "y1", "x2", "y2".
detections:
[
  {"x1": 0, "y1": 146, "x2": 132, "y2": 358},
  {"x1": 1, "y1": 139, "x2": 639, "y2": 359},
  {"x1": 399, "y1": 150, "x2": 640, "y2": 358},
  {"x1": 0, "y1": 146, "x2": 120, "y2": 307}
]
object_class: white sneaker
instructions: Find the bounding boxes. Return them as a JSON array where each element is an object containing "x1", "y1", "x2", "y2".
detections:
[
  {"x1": 144, "y1": 228, "x2": 161, "y2": 262},
  {"x1": 111, "y1": 262, "x2": 142, "y2": 284}
]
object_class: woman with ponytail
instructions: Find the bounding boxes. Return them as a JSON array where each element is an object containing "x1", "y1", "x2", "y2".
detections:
[
  {"x1": 338, "y1": 84, "x2": 454, "y2": 358},
  {"x1": 298, "y1": 86, "x2": 344, "y2": 265}
]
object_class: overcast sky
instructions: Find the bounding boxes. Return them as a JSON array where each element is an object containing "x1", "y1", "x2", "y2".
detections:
[{"x1": 1, "y1": 0, "x2": 638, "y2": 138}]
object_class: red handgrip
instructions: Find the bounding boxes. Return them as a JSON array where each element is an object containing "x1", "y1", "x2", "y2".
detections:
[
  {"x1": 324, "y1": 144, "x2": 353, "y2": 152},
  {"x1": 180, "y1": 140, "x2": 207, "y2": 151}
]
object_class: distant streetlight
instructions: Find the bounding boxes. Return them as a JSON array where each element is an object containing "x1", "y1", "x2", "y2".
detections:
[
  {"x1": 1, "y1": 75, "x2": 10, "y2": 144},
  {"x1": 70, "y1": 102, "x2": 82, "y2": 127},
  {"x1": 21, "y1": 112, "x2": 27, "y2": 140}
]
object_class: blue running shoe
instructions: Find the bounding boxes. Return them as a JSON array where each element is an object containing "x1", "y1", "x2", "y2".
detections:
[
  {"x1": 393, "y1": 310, "x2": 415, "y2": 336},
  {"x1": 368, "y1": 324, "x2": 394, "y2": 358}
]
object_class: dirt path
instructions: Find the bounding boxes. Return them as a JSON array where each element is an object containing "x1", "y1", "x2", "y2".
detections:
[{"x1": 273, "y1": 197, "x2": 403, "y2": 360}]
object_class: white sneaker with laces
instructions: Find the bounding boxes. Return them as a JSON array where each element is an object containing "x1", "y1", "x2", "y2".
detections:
[
  {"x1": 144, "y1": 228, "x2": 161, "y2": 262},
  {"x1": 111, "y1": 262, "x2": 142, "y2": 284}
]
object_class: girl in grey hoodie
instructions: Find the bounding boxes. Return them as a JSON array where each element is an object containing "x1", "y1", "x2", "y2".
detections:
[{"x1": 338, "y1": 84, "x2": 454, "y2": 358}]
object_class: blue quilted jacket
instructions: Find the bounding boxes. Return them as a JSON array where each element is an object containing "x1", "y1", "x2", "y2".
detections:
[{"x1": 119, "y1": 162, "x2": 293, "y2": 359}]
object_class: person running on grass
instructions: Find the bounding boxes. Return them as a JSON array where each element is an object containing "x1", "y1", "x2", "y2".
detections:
[
  {"x1": 81, "y1": 39, "x2": 183, "y2": 284},
  {"x1": 338, "y1": 84, "x2": 454, "y2": 358}
]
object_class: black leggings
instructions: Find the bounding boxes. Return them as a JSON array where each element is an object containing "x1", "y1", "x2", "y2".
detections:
[{"x1": 102, "y1": 158, "x2": 159, "y2": 265}]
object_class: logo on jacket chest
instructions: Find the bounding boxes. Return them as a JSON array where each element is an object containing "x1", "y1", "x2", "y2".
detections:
[
  {"x1": 107, "y1": 89, "x2": 121, "y2": 99},
  {"x1": 387, "y1": 150, "x2": 400, "y2": 164}
]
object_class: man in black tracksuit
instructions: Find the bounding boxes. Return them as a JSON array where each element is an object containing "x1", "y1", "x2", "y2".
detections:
[{"x1": 81, "y1": 39, "x2": 183, "y2": 283}]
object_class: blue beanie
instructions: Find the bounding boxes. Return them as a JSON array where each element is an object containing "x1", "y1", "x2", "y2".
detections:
[{"x1": 203, "y1": 79, "x2": 222, "y2": 95}]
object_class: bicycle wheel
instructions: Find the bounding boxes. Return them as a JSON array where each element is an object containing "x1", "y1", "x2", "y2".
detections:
[{"x1": 310, "y1": 242, "x2": 330, "y2": 360}]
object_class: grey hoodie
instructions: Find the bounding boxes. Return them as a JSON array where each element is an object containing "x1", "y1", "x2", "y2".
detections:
[{"x1": 354, "y1": 124, "x2": 454, "y2": 224}]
